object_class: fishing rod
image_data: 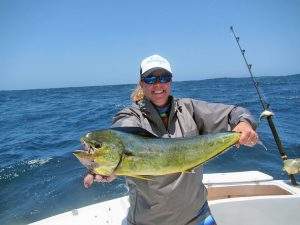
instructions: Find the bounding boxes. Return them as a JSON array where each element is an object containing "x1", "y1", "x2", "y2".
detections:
[{"x1": 230, "y1": 26, "x2": 298, "y2": 185}]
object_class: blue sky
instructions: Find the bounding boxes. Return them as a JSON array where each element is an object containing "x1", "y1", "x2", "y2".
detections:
[{"x1": 1, "y1": 0, "x2": 299, "y2": 90}]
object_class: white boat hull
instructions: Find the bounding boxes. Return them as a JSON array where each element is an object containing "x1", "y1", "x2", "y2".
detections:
[
  {"x1": 30, "y1": 171, "x2": 300, "y2": 225},
  {"x1": 210, "y1": 195, "x2": 300, "y2": 225}
]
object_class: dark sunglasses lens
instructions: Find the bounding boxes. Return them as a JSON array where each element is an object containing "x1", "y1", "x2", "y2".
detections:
[
  {"x1": 143, "y1": 74, "x2": 172, "y2": 84},
  {"x1": 143, "y1": 76, "x2": 157, "y2": 84},
  {"x1": 160, "y1": 75, "x2": 172, "y2": 83}
]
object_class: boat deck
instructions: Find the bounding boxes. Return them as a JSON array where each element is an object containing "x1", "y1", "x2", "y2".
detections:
[{"x1": 30, "y1": 171, "x2": 300, "y2": 225}]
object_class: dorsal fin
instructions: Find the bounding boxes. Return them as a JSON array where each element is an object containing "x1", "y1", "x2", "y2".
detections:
[{"x1": 111, "y1": 127, "x2": 157, "y2": 138}]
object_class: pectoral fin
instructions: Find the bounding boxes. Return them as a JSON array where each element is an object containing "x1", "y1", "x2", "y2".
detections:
[{"x1": 183, "y1": 168, "x2": 196, "y2": 173}]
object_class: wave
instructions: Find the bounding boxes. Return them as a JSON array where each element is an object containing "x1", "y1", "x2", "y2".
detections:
[{"x1": 0, "y1": 75, "x2": 299, "y2": 225}]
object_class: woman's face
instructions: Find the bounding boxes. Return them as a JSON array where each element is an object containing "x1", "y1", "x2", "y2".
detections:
[{"x1": 140, "y1": 70, "x2": 172, "y2": 107}]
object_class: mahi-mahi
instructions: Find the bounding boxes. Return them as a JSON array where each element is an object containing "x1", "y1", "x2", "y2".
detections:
[{"x1": 73, "y1": 127, "x2": 241, "y2": 179}]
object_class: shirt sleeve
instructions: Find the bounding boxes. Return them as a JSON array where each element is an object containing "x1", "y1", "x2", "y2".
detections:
[
  {"x1": 190, "y1": 99, "x2": 257, "y2": 133},
  {"x1": 229, "y1": 106, "x2": 257, "y2": 130},
  {"x1": 111, "y1": 106, "x2": 141, "y2": 128}
]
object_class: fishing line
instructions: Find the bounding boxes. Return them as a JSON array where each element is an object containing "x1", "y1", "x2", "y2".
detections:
[
  {"x1": 257, "y1": 78, "x2": 297, "y2": 157},
  {"x1": 230, "y1": 26, "x2": 298, "y2": 185},
  {"x1": 254, "y1": 76, "x2": 291, "y2": 147}
]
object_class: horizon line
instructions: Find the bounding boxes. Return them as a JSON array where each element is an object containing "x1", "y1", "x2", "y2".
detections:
[{"x1": 1, "y1": 73, "x2": 299, "y2": 92}]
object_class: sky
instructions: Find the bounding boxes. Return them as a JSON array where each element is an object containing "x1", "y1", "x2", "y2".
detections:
[{"x1": 0, "y1": 0, "x2": 299, "y2": 91}]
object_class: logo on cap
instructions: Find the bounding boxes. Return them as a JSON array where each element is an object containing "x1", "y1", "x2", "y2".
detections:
[{"x1": 140, "y1": 54, "x2": 172, "y2": 77}]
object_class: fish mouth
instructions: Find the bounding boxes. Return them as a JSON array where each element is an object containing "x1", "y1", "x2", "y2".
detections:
[{"x1": 80, "y1": 138, "x2": 101, "y2": 154}]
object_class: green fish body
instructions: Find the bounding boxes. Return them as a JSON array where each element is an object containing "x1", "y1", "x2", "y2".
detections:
[{"x1": 74, "y1": 128, "x2": 241, "y2": 179}]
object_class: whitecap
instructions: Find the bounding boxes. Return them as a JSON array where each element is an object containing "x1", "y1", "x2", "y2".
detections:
[{"x1": 27, "y1": 157, "x2": 52, "y2": 167}]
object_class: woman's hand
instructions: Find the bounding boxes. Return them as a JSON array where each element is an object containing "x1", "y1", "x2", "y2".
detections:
[
  {"x1": 233, "y1": 121, "x2": 259, "y2": 148},
  {"x1": 83, "y1": 172, "x2": 117, "y2": 188}
]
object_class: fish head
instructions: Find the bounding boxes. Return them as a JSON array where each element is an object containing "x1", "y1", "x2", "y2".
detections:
[{"x1": 74, "y1": 129, "x2": 124, "y2": 176}]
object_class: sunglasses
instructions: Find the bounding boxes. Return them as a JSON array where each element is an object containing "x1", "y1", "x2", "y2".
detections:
[{"x1": 142, "y1": 74, "x2": 172, "y2": 84}]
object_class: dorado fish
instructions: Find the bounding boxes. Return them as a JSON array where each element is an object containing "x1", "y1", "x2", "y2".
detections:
[{"x1": 73, "y1": 128, "x2": 241, "y2": 179}]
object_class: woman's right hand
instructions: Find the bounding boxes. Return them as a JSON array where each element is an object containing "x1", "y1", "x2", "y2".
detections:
[{"x1": 83, "y1": 172, "x2": 117, "y2": 188}]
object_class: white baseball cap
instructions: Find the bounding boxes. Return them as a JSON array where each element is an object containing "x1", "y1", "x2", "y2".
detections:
[{"x1": 140, "y1": 54, "x2": 172, "y2": 78}]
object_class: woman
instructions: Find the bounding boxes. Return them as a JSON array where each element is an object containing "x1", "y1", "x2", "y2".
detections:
[{"x1": 84, "y1": 54, "x2": 258, "y2": 225}]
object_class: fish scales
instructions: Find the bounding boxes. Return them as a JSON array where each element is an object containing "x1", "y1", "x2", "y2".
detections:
[{"x1": 74, "y1": 128, "x2": 241, "y2": 179}]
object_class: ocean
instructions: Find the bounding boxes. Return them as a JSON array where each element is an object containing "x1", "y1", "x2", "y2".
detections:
[{"x1": 1, "y1": 74, "x2": 299, "y2": 225}]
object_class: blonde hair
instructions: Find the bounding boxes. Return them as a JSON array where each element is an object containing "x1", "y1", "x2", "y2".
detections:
[{"x1": 131, "y1": 83, "x2": 144, "y2": 102}]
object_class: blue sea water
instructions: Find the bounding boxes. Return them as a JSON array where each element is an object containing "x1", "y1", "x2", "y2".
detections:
[{"x1": 0, "y1": 75, "x2": 299, "y2": 225}]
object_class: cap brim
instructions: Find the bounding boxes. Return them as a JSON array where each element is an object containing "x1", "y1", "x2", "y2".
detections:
[{"x1": 141, "y1": 68, "x2": 172, "y2": 78}]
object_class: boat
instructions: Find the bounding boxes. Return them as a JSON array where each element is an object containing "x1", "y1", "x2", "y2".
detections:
[
  {"x1": 31, "y1": 28, "x2": 300, "y2": 225},
  {"x1": 30, "y1": 170, "x2": 300, "y2": 225}
]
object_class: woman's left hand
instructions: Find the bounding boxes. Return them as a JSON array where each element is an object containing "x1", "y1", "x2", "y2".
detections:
[
  {"x1": 233, "y1": 121, "x2": 259, "y2": 148},
  {"x1": 83, "y1": 172, "x2": 117, "y2": 188}
]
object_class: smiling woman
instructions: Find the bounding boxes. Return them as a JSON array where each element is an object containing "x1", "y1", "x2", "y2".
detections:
[
  {"x1": 131, "y1": 55, "x2": 173, "y2": 104},
  {"x1": 82, "y1": 54, "x2": 259, "y2": 225},
  {"x1": 139, "y1": 56, "x2": 172, "y2": 107}
]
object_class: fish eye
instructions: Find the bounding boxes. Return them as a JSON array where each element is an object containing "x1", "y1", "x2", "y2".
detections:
[
  {"x1": 94, "y1": 143, "x2": 102, "y2": 148},
  {"x1": 90, "y1": 140, "x2": 102, "y2": 148}
]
